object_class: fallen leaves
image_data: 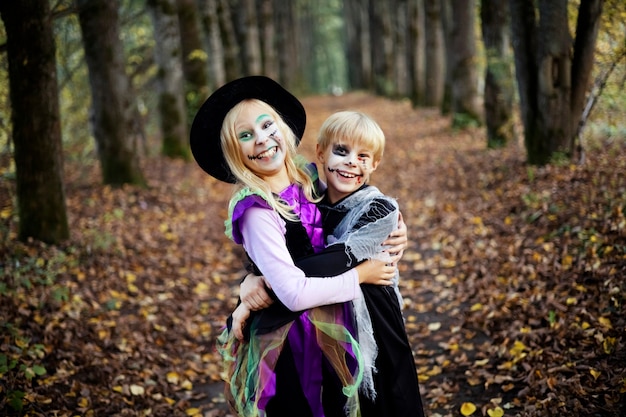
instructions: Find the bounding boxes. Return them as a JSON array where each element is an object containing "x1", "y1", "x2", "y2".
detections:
[{"x1": 1, "y1": 93, "x2": 625, "y2": 416}]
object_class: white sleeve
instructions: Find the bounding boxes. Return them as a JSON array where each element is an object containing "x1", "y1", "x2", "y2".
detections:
[{"x1": 239, "y1": 205, "x2": 361, "y2": 311}]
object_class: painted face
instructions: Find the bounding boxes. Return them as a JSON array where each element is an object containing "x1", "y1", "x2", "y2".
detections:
[
  {"x1": 317, "y1": 141, "x2": 379, "y2": 203},
  {"x1": 235, "y1": 102, "x2": 287, "y2": 181}
]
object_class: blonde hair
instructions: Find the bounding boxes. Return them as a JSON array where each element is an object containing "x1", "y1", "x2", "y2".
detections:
[
  {"x1": 221, "y1": 99, "x2": 320, "y2": 220},
  {"x1": 317, "y1": 111, "x2": 385, "y2": 161}
]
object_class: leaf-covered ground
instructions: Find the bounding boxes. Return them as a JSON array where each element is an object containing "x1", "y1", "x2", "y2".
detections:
[{"x1": 1, "y1": 93, "x2": 625, "y2": 417}]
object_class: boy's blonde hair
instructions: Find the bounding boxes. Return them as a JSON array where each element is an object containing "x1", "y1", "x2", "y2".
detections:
[
  {"x1": 317, "y1": 111, "x2": 385, "y2": 162},
  {"x1": 221, "y1": 99, "x2": 320, "y2": 220}
]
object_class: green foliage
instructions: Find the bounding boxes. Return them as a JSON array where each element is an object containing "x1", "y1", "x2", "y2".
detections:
[
  {"x1": 451, "y1": 112, "x2": 482, "y2": 130},
  {"x1": 0, "y1": 246, "x2": 76, "y2": 412}
]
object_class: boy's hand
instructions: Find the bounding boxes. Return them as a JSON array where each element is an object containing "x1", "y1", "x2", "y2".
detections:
[
  {"x1": 232, "y1": 304, "x2": 251, "y2": 340},
  {"x1": 240, "y1": 273, "x2": 274, "y2": 310},
  {"x1": 383, "y1": 211, "x2": 408, "y2": 264}
]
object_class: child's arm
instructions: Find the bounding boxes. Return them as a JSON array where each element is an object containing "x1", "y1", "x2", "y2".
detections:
[
  {"x1": 382, "y1": 211, "x2": 407, "y2": 264},
  {"x1": 231, "y1": 303, "x2": 251, "y2": 340}
]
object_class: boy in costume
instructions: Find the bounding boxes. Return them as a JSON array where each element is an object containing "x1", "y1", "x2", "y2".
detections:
[{"x1": 315, "y1": 111, "x2": 425, "y2": 417}]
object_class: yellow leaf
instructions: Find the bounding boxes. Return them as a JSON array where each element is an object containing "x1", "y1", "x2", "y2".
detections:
[
  {"x1": 461, "y1": 402, "x2": 477, "y2": 416},
  {"x1": 470, "y1": 303, "x2": 483, "y2": 312},
  {"x1": 78, "y1": 397, "x2": 89, "y2": 407},
  {"x1": 603, "y1": 337, "x2": 616, "y2": 354},
  {"x1": 487, "y1": 406, "x2": 504, "y2": 417},
  {"x1": 428, "y1": 322, "x2": 441, "y2": 331},
  {"x1": 185, "y1": 408, "x2": 202, "y2": 416},
  {"x1": 590, "y1": 368, "x2": 601, "y2": 380},
  {"x1": 566, "y1": 297, "x2": 577, "y2": 305},
  {"x1": 0, "y1": 207, "x2": 12, "y2": 219},
  {"x1": 598, "y1": 317, "x2": 612, "y2": 328},
  {"x1": 112, "y1": 386, "x2": 123, "y2": 393},
  {"x1": 181, "y1": 379, "x2": 193, "y2": 390},
  {"x1": 167, "y1": 372, "x2": 180, "y2": 384},
  {"x1": 130, "y1": 384, "x2": 145, "y2": 396}
]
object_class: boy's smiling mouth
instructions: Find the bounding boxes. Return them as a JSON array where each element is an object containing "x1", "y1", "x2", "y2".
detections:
[{"x1": 328, "y1": 167, "x2": 362, "y2": 178}]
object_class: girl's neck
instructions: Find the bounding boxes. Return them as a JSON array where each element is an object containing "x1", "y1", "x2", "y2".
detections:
[{"x1": 264, "y1": 169, "x2": 292, "y2": 194}]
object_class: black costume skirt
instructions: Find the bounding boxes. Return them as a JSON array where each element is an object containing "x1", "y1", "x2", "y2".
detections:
[{"x1": 358, "y1": 284, "x2": 425, "y2": 417}]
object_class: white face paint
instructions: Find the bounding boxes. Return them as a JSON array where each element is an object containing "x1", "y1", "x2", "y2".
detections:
[
  {"x1": 235, "y1": 102, "x2": 287, "y2": 182},
  {"x1": 317, "y1": 142, "x2": 379, "y2": 203}
]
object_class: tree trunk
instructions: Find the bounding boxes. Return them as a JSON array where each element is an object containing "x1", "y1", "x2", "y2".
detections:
[
  {"x1": 510, "y1": 0, "x2": 602, "y2": 165},
  {"x1": 345, "y1": 0, "x2": 373, "y2": 91},
  {"x1": 449, "y1": 0, "x2": 481, "y2": 125},
  {"x1": 76, "y1": 0, "x2": 147, "y2": 187},
  {"x1": 0, "y1": 0, "x2": 69, "y2": 243},
  {"x1": 198, "y1": 0, "x2": 225, "y2": 88},
  {"x1": 408, "y1": 0, "x2": 426, "y2": 106},
  {"x1": 423, "y1": 0, "x2": 445, "y2": 106},
  {"x1": 369, "y1": 0, "x2": 394, "y2": 95},
  {"x1": 147, "y1": 0, "x2": 190, "y2": 159},
  {"x1": 260, "y1": 0, "x2": 278, "y2": 80},
  {"x1": 394, "y1": 0, "x2": 410, "y2": 97},
  {"x1": 569, "y1": 0, "x2": 604, "y2": 141},
  {"x1": 481, "y1": 0, "x2": 515, "y2": 147},
  {"x1": 440, "y1": 0, "x2": 453, "y2": 113},
  {"x1": 275, "y1": 0, "x2": 299, "y2": 88},
  {"x1": 238, "y1": 0, "x2": 262, "y2": 75},
  {"x1": 217, "y1": 0, "x2": 241, "y2": 81},
  {"x1": 176, "y1": 0, "x2": 209, "y2": 103}
]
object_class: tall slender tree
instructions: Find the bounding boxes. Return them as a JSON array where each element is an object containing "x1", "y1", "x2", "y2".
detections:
[
  {"x1": 423, "y1": 0, "x2": 446, "y2": 106},
  {"x1": 216, "y1": 0, "x2": 241, "y2": 81},
  {"x1": 481, "y1": 0, "x2": 515, "y2": 148},
  {"x1": 198, "y1": 0, "x2": 226, "y2": 88},
  {"x1": 449, "y1": 0, "x2": 481, "y2": 125},
  {"x1": 0, "y1": 0, "x2": 69, "y2": 243},
  {"x1": 76, "y1": 0, "x2": 147, "y2": 187},
  {"x1": 147, "y1": 0, "x2": 189, "y2": 159},
  {"x1": 176, "y1": 0, "x2": 209, "y2": 110}
]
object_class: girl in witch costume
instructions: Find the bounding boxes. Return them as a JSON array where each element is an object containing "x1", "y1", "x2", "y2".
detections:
[
  {"x1": 238, "y1": 111, "x2": 425, "y2": 417},
  {"x1": 189, "y1": 76, "x2": 405, "y2": 417}
]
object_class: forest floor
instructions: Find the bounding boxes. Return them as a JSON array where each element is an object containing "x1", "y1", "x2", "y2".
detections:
[{"x1": 1, "y1": 93, "x2": 625, "y2": 417}]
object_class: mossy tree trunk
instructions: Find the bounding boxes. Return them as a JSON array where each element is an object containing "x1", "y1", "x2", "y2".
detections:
[
  {"x1": 0, "y1": 0, "x2": 69, "y2": 243},
  {"x1": 76, "y1": 0, "x2": 147, "y2": 187},
  {"x1": 481, "y1": 0, "x2": 515, "y2": 148},
  {"x1": 148, "y1": 0, "x2": 190, "y2": 160},
  {"x1": 510, "y1": 0, "x2": 604, "y2": 165}
]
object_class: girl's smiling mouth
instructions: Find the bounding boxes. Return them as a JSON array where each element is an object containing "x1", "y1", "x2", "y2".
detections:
[{"x1": 248, "y1": 146, "x2": 278, "y2": 160}]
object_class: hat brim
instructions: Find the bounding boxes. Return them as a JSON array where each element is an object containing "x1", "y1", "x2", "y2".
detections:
[{"x1": 190, "y1": 76, "x2": 306, "y2": 183}]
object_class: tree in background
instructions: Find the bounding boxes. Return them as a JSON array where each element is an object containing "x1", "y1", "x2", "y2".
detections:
[
  {"x1": 510, "y1": 0, "x2": 604, "y2": 165},
  {"x1": 423, "y1": 0, "x2": 445, "y2": 107},
  {"x1": 147, "y1": 0, "x2": 189, "y2": 160},
  {"x1": 176, "y1": 0, "x2": 209, "y2": 117},
  {"x1": 197, "y1": 0, "x2": 226, "y2": 88},
  {"x1": 0, "y1": 0, "x2": 69, "y2": 243},
  {"x1": 448, "y1": 0, "x2": 481, "y2": 126},
  {"x1": 481, "y1": 0, "x2": 515, "y2": 148},
  {"x1": 76, "y1": 0, "x2": 147, "y2": 187}
]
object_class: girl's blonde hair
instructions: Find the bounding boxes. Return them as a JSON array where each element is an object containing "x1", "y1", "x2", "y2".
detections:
[
  {"x1": 317, "y1": 111, "x2": 385, "y2": 161},
  {"x1": 221, "y1": 99, "x2": 320, "y2": 220}
]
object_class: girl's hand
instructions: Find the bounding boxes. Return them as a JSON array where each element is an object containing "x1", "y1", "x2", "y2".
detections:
[
  {"x1": 232, "y1": 303, "x2": 251, "y2": 340},
  {"x1": 355, "y1": 259, "x2": 395, "y2": 285},
  {"x1": 240, "y1": 273, "x2": 274, "y2": 310},
  {"x1": 383, "y1": 211, "x2": 408, "y2": 265}
]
